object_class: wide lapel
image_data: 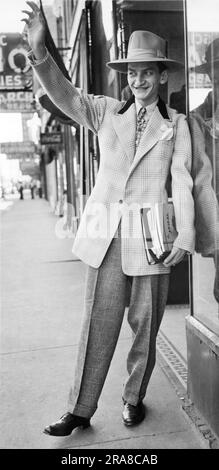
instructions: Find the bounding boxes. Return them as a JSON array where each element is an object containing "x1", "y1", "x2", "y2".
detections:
[
  {"x1": 111, "y1": 101, "x2": 137, "y2": 162},
  {"x1": 128, "y1": 106, "x2": 167, "y2": 176}
]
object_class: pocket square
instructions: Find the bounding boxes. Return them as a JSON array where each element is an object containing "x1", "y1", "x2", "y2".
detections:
[{"x1": 159, "y1": 125, "x2": 174, "y2": 141}]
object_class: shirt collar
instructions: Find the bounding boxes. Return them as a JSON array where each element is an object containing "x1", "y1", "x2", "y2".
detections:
[{"x1": 135, "y1": 98, "x2": 158, "y2": 115}]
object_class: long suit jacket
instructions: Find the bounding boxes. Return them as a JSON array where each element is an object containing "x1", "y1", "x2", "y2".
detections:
[{"x1": 30, "y1": 50, "x2": 195, "y2": 275}]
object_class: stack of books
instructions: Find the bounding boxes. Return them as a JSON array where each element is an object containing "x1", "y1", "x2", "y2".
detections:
[{"x1": 140, "y1": 201, "x2": 178, "y2": 264}]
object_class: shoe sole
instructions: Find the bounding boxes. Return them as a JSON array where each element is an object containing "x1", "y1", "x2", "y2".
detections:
[
  {"x1": 122, "y1": 417, "x2": 145, "y2": 426},
  {"x1": 43, "y1": 422, "x2": 90, "y2": 436}
]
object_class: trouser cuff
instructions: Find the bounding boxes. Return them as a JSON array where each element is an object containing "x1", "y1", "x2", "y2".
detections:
[
  {"x1": 68, "y1": 401, "x2": 97, "y2": 419},
  {"x1": 122, "y1": 391, "x2": 142, "y2": 406}
]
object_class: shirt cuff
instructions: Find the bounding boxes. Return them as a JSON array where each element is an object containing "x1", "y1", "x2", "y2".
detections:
[{"x1": 27, "y1": 47, "x2": 49, "y2": 65}]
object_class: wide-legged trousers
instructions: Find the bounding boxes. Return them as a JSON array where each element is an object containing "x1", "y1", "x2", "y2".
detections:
[{"x1": 67, "y1": 231, "x2": 170, "y2": 418}]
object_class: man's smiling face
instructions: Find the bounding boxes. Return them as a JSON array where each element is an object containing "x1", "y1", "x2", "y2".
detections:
[{"x1": 127, "y1": 62, "x2": 168, "y2": 106}]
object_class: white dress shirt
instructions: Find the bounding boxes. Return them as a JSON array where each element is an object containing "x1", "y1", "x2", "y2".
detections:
[{"x1": 135, "y1": 98, "x2": 158, "y2": 119}]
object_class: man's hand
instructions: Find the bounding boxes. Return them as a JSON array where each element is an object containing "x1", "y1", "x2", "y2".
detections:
[
  {"x1": 163, "y1": 246, "x2": 187, "y2": 267},
  {"x1": 21, "y1": 1, "x2": 46, "y2": 59}
]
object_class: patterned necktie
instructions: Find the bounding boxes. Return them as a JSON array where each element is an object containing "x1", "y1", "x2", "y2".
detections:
[{"x1": 135, "y1": 107, "x2": 147, "y2": 149}]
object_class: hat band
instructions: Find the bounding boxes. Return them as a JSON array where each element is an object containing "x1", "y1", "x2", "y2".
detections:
[{"x1": 126, "y1": 48, "x2": 166, "y2": 61}]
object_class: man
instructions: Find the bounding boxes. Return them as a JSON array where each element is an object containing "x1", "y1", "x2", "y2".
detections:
[
  {"x1": 18, "y1": 181, "x2": 24, "y2": 200},
  {"x1": 30, "y1": 178, "x2": 36, "y2": 199},
  {"x1": 189, "y1": 38, "x2": 219, "y2": 302},
  {"x1": 22, "y1": 2, "x2": 195, "y2": 436}
]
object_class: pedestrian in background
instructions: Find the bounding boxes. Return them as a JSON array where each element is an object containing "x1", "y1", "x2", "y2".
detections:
[
  {"x1": 30, "y1": 178, "x2": 36, "y2": 199},
  {"x1": 18, "y1": 181, "x2": 24, "y2": 200},
  {"x1": 36, "y1": 179, "x2": 42, "y2": 198}
]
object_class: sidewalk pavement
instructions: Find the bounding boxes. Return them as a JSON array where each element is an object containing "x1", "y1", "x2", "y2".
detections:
[{"x1": 0, "y1": 197, "x2": 205, "y2": 449}]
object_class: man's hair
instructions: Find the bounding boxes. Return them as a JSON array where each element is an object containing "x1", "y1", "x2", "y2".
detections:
[{"x1": 157, "y1": 62, "x2": 167, "y2": 73}]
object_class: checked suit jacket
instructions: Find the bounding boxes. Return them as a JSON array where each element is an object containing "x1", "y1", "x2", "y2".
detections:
[{"x1": 30, "y1": 50, "x2": 195, "y2": 275}]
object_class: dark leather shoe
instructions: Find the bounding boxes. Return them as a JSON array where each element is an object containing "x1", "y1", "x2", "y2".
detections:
[
  {"x1": 43, "y1": 412, "x2": 90, "y2": 436},
  {"x1": 122, "y1": 401, "x2": 145, "y2": 426}
]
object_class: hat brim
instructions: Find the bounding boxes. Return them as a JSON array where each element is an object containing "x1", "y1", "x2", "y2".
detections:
[
  {"x1": 190, "y1": 59, "x2": 219, "y2": 74},
  {"x1": 107, "y1": 58, "x2": 184, "y2": 73}
]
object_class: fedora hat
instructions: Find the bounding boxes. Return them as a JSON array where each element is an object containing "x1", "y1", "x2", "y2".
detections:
[
  {"x1": 191, "y1": 38, "x2": 219, "y2": 74},
  {"x1": 107, "y1": 30, "x2": 184, "y2": 73}
]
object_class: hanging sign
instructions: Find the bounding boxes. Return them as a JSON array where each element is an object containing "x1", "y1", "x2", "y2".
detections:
[{"x1": 40, "y1": 132, "x2": 63, "y2": 144}]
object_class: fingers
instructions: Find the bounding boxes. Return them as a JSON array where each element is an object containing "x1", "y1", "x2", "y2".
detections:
[
  {"x1": 163, "y1": 247, "x2": 177, "y2": 265},
  {"x1": 22, "y1": 10, "x2": 33, "y2": 16},
  {"x1": 163, "y1": 253, "x2": 176, "y2": 267},
  {"x1": 163, "y1": 247, "x2": 186, "y2": 267},
  {"x1": 22, "y1": 24, "x2": 28, "y2": 34},
  {"x1": 21, "y1": 27, "x2": 29, "y2": 43},
  {"x1": 21, "y1": 2, "x2": 43, "y2": 28},
  {"x1": 26, "y1": 1, "x2": 40, "y2": 13},
  {"x1": 21, "y1": 10, "x2": 34, "y2": 24}
]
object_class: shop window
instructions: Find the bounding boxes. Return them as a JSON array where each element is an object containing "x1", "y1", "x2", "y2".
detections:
[{"x1": 187, "y1": 0, "x2": 219, "y2": 334}]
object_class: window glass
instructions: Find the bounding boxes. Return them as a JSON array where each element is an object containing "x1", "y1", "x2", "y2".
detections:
[{"x1": 187, "y1": 0, "x2": 219, "y2": 334}]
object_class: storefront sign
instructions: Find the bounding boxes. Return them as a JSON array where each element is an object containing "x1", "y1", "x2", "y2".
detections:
[
  {"x1": 0, "y1": 33, "x2": 32, "y2": 91},
  {"x1": 19, "y1": 158, "x2": 40, "y2": 174},
  {"x1": 0, "y1": 141, "x2": 35, "y2": 155},
  {"x1": 40, "y1": 132, "x2": 63, "y2": 144},
  {"x1": 0, "y1": 90, "x2": 35, "y2": 112}
]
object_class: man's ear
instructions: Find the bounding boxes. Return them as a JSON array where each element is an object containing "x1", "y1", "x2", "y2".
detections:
[{"x1": 160, "y1": 70, "x2": 168, "y2": 84}]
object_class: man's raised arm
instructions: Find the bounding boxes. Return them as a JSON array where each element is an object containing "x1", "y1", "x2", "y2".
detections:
[{"x1": 21, "y1": 1, "x2": 107, "y2": 133}]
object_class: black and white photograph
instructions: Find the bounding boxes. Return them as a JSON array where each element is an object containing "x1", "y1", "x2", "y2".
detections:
[{"x1": 0, "y1": 0, "x2": 218, "y2": 459}]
